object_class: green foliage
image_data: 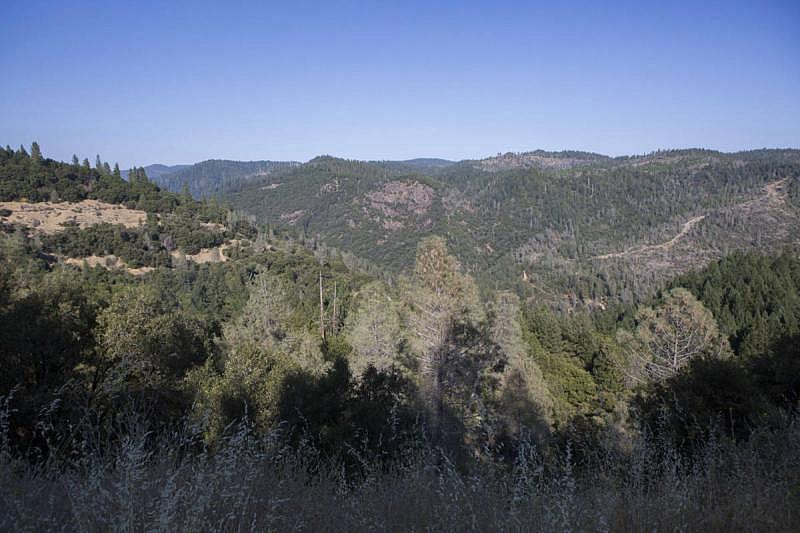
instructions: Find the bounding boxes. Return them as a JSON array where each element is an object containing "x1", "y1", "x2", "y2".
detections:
[
  {"x1": 521, "y1": 305, "x2": 629, "y2": 424},
  {"x1": 42, "y1": 223, "x2": 172, "y2": 267},
  {"x1": 0, "y1": 145, "x2": 226, "y2": 221},
  {"x1": 344, "y1": 280, "x2": 402, "y2": 375},
  {"x1": 216, "y1": 149, "x2": 800, "y2": 303},
  {"x1": 97, "y1": 285, "x2": 213, "y2": 383},
  {"x1": 671, "y1": 250, "x2": 800, "y2": 358},
  {"x1": 151, "y1": 159, "x2": 299, "y2": 198},
  {"x1": 748, "y1": 334, "x2": 800, "y2": 411},
  {"x1": 633, "y1": 357, "x2": 779, "y2": 449},
  {"x1": 0, "y1": 268, "x2": 97, "y2": 398},
  {"x1": 621, "y1": 288, "x2": 730, "y2": 383},
  {"x1": 3, "y1": 140, "x2": 800, "y2": 491}
]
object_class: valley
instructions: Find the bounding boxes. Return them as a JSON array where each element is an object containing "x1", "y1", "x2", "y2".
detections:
[
  {"x1": 4, "y1": 2, "x2": 798, "y2": 528},
  {"x1": 1, "y1": 144, "x2": 799, "y2": 531},
  {"x1": 143, "y1": 148, "x2": 800, "y2": 306}
]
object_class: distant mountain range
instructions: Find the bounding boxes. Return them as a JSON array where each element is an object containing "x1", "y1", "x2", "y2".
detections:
[
  {"x1": 130, "y1": 160, "x2": 300, "y2": 198},
  {"x1": 121, "y1": 164, "x2": 190, "y2": 181}
]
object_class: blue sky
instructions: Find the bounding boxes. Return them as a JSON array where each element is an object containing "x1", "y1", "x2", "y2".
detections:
[{"x1": 1, "y1": 0, "x2": 798, "y2": 167}]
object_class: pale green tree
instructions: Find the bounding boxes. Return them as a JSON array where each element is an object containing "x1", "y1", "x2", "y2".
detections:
[
  {"x1": 490, "y1": 291, "x2": 554, "y2": 436},
  {"x1": 400, "y1": 236, "x2": 490, "y2": 444},
  {"x1": 344, "y1": 280, "x2": 401, "y2": 377},
  {"x1": 223, "y1": 272, "x2": 324, "y2": 373},
  {"x1": 622, "y1": 288, "x2": 730, "y2": 383}
]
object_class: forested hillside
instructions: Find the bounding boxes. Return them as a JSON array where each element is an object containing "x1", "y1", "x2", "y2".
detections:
[
  {"x1": 151, "y1": 159, "x2": 300, "y2": 198},
  {"x1": 219, "y1": 148, "x2": 800, "y2": 306},
  {"x1": 1, "y1": 144, "x2": 799, "y2": 530},
  {"x1": 120, "y1": 163, "x2": 190, "y2": 181}
]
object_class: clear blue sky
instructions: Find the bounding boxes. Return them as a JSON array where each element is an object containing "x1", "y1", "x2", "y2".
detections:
[{"x1": 1, "y1": 0, "x2": 798, "y2": 168}]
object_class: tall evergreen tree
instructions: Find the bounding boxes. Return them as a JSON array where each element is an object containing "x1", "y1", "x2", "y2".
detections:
[{"x1": 30, "y1": 141, "x2": 42, "y2": 165}]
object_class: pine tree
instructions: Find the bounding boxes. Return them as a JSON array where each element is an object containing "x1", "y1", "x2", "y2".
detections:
[
  {"x1": 113, "y1": 163, "x2": 121, "y2": 179},
  {"x1": 345, "y1": 281, "x2": 401, "y2": 376},
  {"x1": 625, "y1": 288, "x2": 730, "y2": 382},
  {"x1": 490, "y1": 291, "x2": 554, "y2": 436},
  {"x1": 30, "y1": 142, "x2": 42, "y2": 164}
]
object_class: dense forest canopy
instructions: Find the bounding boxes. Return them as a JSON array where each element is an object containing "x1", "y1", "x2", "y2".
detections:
[{"x1": 1, "y1": 144, "x2": 799, "y2": 530}]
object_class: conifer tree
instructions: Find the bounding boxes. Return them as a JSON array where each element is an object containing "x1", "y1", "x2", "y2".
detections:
[
  {"x1": 624, "y1": 288, "x2": 730, "y2": 382},
  {"x1": 30, "y1": 141, "x2": 42, "y2": 165}
]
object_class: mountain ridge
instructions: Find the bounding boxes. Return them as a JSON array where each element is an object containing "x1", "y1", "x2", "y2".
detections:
[
  {"x1": 89, "y1": 147, "x2": 800, "y2": 307},
  {"x1": 217, "y1": 148, "x2": 800, "y2": 306}
]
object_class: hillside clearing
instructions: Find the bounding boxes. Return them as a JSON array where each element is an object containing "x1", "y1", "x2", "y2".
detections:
[
  {"x1": 58, "y1": 254, "x2": 155, "y2": 275},
  {"x1": 593, "y1": 215, "x2": 707, "y2": 260},
  {"x1": 0, "y1": 199, "x2": 147, "y2": 234}
]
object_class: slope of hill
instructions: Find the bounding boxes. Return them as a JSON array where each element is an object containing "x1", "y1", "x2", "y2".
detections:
[
  {"x1": 121, "y1": 164, "x2": 190, "y2": 181},
  {"x1": 474, "y1": 150, "x2": 611, "y2": 172},
  {"x1": 374, "y1": 158, "x2": 456, "y2": 174},
  {"x1": 152, "y1": 159, "x2": 300, "y2": 198},
  {"x1": 222, "y1": 148, "x2": 800, "y2": 305},
  {"x1": 3, "y1": 144, "x2": 800, "y2": 533}
]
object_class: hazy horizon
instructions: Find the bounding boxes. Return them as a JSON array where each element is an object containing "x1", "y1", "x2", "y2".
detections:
[
  {"x1": 19, "y1": 145, "x2": 800, "y2": 171},
  {"x1": 2, "y1": 0, "x2": 798, "y2": 168}
]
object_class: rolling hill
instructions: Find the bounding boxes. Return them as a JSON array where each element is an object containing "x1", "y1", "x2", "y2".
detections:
[
  {"x1": 216, "y1": 149, "x2": 800, "y2": 306},
  {"x1": 121, "y1": 163, "x2": 190, "y2": 181},
  {"x1": 150, "y1": 159, "x2": 300, "y2": 198}
]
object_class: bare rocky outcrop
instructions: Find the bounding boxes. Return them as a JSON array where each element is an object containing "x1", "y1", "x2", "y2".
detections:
[
  {"x1": 362, "y1": 180, "x2": 435, "y2": 232},
  {"x1": 366, "y1": 180, "x2": 434, "y2": 216}
]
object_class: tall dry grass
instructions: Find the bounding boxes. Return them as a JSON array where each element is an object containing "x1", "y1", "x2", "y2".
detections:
[{"x1": 1, "y1": 404, "x2": 799, "y2": 532}]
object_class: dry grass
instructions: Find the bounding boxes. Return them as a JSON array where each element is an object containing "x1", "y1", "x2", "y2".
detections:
[
  {"x1": 2, "y1": 413, "x2": 798, "y2": 532},
  {"x1": 170, "y1": 240, "x2": 240, "y2": 265},
  {"x1": 0, "y1": 200, "x2": 148, "y2": 235},
  {"x1": 57, "y1": 254, "x2": 155, "y2": 276}
]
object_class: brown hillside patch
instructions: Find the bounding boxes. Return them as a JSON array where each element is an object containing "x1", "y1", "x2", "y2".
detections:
[
  {"x1": 366, "y1": 181, "x2": 434, "y2": 216},
  {"x1": 171, "y1": 240, "x2": 242, "y2": 264},
  {"x1": 280, "y1": 210, "x2": 306, "y2": 225},
  {"x1": 363, "y1": 180, "x2": 435, "y2": 232},
  {"x1": 59, "y1": 254, "x2": 155, "y2": 276},
  {"x1": 200, "y1": 221, "x2": 226, "y2": 232},
  {"x1": 0, "y1": 200, "x2": 147, "y2": 234}
]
